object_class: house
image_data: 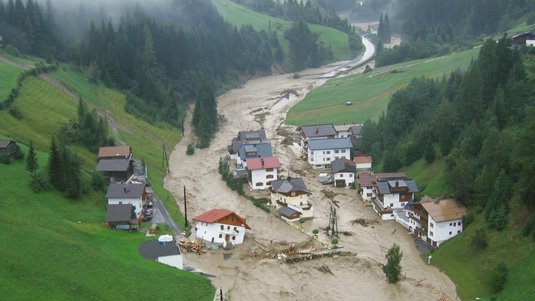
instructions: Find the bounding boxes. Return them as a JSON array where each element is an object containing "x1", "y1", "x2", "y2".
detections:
[
  {"x1": 354, "y1": 155, "x2": 373, "y2": 170},
  {"x1": 331, "y1": 158, "x2": 356, "y2": 187},
  {"x1": 96, "y1": 159, "x2": 133, "y2": 182},
  {"x1": 106, "y1": 183, "x2": 146, "y2": 216},
  {"x1": 409, "y1": 196, "x2": 467, "y2": 247},
  {"x1": 0, "y1": 139, "x2": 17, "y2": 162},
  {"x1": 333, "y1": 124, "x2": 362, "y2": 139},
  {"x1": 228, "y1": 130, "x2": 268, "y2": 160},
  {"x1": 299, "y1": 124, "x2": 336, "y2": 150},
  {"x1": 512, "y1": 32, "x2": 535, "y2": 46},
  {"x1": 246, "y1": 157, "x2": 280, "y2": 190},
  {"x1": 139, "y1": 237, "x2": 183, "y2": 269},
  {"x1": 349, "y1": 124, "x2": 363, "y2": 139},
  {"x1": 307, "y1": 138, "x2": 352, "y2": 169},
  {"x1": 372, "y1": 174, "x2": 419, "y2": 220},
  {"x1": 334, "y1": 125, "x2": 352, "y2": 138},
  {"x1": 98, "y1": 145, "x2": 132, "y2": 160},
  {"x1": 278, "y1": 206, "x2": 302, "y2": 222},
  {"x1": 356, "y1": 173, "x2": 377, "y2": 201},
  {"x1": 193, "y1": 209, "x2": 251, "y2": 248},
  {"x1": 236, "y1": 142, "x2": 273, "y2": 169},
  {"x1": 270, "y1": 178, "x2": 313, "y2": 220},
  {"x1": 105, "y1": 204, "x2": 137, "y2": 230}
]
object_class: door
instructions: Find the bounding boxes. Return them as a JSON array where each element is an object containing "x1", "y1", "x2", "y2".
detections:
[
  {"x1": 225, "y1": 234, "x2": 230, "y2": 242},
  {"x1": 335, "y1": 180, "x2": 345, "y2": 187}
]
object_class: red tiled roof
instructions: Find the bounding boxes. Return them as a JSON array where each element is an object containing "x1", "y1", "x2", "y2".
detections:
[
  {"x1": 354, "y1": 156, "x2": 373, "y2": 164},
  {"x1": 193, "y1": 209, "x2": 251, "y2": 229},
  {"x1": 98, "y1": 146, "x2": 131, "y2": 158},
  {"x1": 246, "y1": 157, "x2": 280, "y2": 170}
]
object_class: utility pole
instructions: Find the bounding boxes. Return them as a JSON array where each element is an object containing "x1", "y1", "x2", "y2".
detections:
[
  {"x1": 328, "y1": 206, "x2": 338, "y2": 237},
  {"x1": 184, "y1": 186, "x2": 188, "y2": 228}
]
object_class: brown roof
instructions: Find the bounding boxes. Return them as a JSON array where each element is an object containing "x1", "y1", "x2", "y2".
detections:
[
  {"x1": 420, "y1": 196, "x2": 467, "y2": 222},
  {"x1": 354, "y1": 156, "x2": 373, "y2": 164},
  {"x1": 98, "y1": 146, "x2": 131, "y2": 158},
  {"x1": 357, "y1": 173, "x2": 376, "y2": 187},
  {"x1": 375, "y1": 172, "x2": 406, "y2": 180}
]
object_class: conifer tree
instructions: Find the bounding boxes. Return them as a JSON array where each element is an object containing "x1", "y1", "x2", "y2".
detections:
[
  {"x1": 48, "y1": 137, "x2": 64, "y2": 191},
  {"x1": 26, "y1": 141, "x2": 38, "y2": 174}
]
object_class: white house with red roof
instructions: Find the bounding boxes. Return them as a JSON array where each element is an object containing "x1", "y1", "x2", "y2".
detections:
[
  {"x1": 193, "y1": 209, "x2": 251, "y2": 247},
  {"x1": 246, "y1": 157, "x2": 280, "y2": 190},
  {"x1": 354, "y1": 155, "x2": 373, "y2": 170}
]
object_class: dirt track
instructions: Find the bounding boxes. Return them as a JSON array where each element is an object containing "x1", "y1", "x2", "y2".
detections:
[{"x1": 164, "y1": 62, "x2": 459, "y2": 300}]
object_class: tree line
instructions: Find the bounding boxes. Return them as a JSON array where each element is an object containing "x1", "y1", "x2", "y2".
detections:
[
  {"x1": 373, "y1": 0, "x2": 535, "y2": 66},
  {"x1": 360, "y1": 37, "x2": 535, "y2": 234}
]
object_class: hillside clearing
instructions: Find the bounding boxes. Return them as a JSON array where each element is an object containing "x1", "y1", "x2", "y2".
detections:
[{"x1": 286, "y1": 47, "x2": 479, "y2": 126}]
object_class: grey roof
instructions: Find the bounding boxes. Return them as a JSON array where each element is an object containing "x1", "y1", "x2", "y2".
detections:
[
  {"x1": 106, "y1": 204, "x2": 133, "y2": 222},
  {"x1": 377, "y1": 179, "x2": 419, "y2": 195},
  {"x1": 308, "y1": 138, "x2": 352, "y2": 151},
  {"x1": 229, "y1": 139, "x2": 270, "y2": 154},
  {"x1": 271, "y1": 178, "x2": 309, "y2": 193},
  {"x1": 301, "y1": 124, "x2": 336, "y2": 138},
  {"x1": 96, "y1": 159, "x2": 131, "y2": 172},
  {"x1": 331, "y1": 159, "x2": 356, "y2": 174},
  {"x1": 238, "y1": 130, "x2": 267, "y2": 142},
  {"x1": 279, "y1": 206, "x2": 300, "y2": 218},
  {"x1": 0, "y1": 140, "x2": 14, "y2": 148},
  {"x1": 239, "y1": 142, "x2": 273, "y2": 160},
  {"x1": 350, "y1": 125, "x2": 362, "y2": 136},
  {"x1": 139, "y1": 240, "x2": 180, "y2": 259},
  {"x1": 106, "y1": 183, "x2": 145, "y2": 198}
]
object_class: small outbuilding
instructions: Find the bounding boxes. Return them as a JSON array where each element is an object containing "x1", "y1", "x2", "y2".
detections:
[
  {"x1": 0, "y1": 139, "x2": 18, "y2": 162},
  {"x1": 139, "y1": 237, "x2": 183, "y2": 269},
  {"x1": 105, "y1": 204, "x2": 137, "y2": 230}
]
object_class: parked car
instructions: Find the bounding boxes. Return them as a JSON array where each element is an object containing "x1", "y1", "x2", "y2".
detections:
[{"x1": 319, "y1": 173, "x2": 333, "y2": 185}]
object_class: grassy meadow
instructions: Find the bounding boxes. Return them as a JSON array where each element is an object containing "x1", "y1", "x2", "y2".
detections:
[
  {"x1": 211, "y1": 0, "x2": 353, "y2": 62},
  {"x1": 0, "y1": 60, "x2": 25, "y2": 101},
  {"x1": 0, "y1": 150, "x2": 213, "y2": 300},
  {"x1": 429, "y1": 199, "x2": 535, "y2": 300},
  {"x1": 286, "y1": 47, "x2": 479, "y2": 126}
]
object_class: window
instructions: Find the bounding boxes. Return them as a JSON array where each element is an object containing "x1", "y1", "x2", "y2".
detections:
[
  {"x1": 430, "y1": 223, "x2": 434, "y2": 228},
  {"x1": 389, "y1": 203, "x2": 393, "y2": 207},
  {"x1": 335, "y1": 150, "x2": 339, "y2": 153},
  {"x1": 340, "y1": 174, "x2": 343, "y2": 178},
  {"x1": 341, "y1": 149, "x2": 346, "y2": 153},
  {"x1": 232, "y1": 236, "x2": 236, "y2": 240},
  {"x1": 449, "y1": 223, "x2": 452, "y2": 226},
  {"x1": 430, "y1": 231, "x2": 434, "y2": 236},
  {"x1": 266, "y1": 174, "x2": 274, "y2": 179},
  {"x1": 227, "y1": 226, "x2": 230, "y2": 230},
  {"x1": 291, "y1": 192, "x2": 296, "y2": 197},
  {"x1": 449, "y1": 231, "x2": 452, "y2": 235},
  {"x1": 219, "y1": 234, "x2": 222, "y2": 238},
  {"x1": 367, "y1": 193, "x2": 372, "y2": 197},
  {"x1": 326, "y1": 157, "x2": 331, "y2": 161},
  {"x1": 266, "y1": 168, "x2": 273, "y2": 172},
  {"x1": 234, "y1": 227, "x2": 237, "y2": 231},
  {"x1": 457, "y1": 230, "x2": 461, "y2": 234},
  {"x1": 220, "y1": 225, "x2": 224, "y2": 230},
  {"x1": 326, "y1": 151, "x2": 331, "y2": 154},
  {"x1": 256, "y1": 182, "x2": 263, "y2": 186}
]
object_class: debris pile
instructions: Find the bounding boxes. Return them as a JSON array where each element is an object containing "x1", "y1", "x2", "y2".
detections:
[
  {"x1": 276, "y1": 244, "x2": 353, "y2": 263},
  {"x1": 178, "y1": 240, "x2": 207, "y2": 255},
  {"x1": 351, "y1": 218, "x2": 379, "y2": 227}
]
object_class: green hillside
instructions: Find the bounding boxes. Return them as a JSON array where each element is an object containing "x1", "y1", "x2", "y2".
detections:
[
  {"x1": 0, "y1": 58, "x2": 213, "y2": 300},
  {"x1": 0, "y1": 60, "x2": 24, "y2": 101},
  {"x1": 0, "y1": 149, "x2": 213, "y2": 300},
  {"x1": 286, "y1": 47, "x2": 479, "y2": 126},
  {"x1": 212, "y1": 0, "x2": 352, "y2": 61}
]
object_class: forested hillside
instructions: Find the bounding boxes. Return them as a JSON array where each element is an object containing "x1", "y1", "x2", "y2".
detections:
[{"x1": 360, "y1": 38, "x2": 535, "y2": 298}]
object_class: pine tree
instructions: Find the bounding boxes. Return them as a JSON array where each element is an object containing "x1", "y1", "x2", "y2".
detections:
[
  {"x1": 26, "y1": 141, "x2": 38, "y2": 174},
  {"x1": 383, "y1": 14, "x2": 391, "y2": 43},
  {"x1": 48, "y1": 137, "x2": 64, "y2": 191},
  {"x1": 383, "y1": 243, "x2": 402, "y2": 283},
  {"x1": 486, "y1": 169, "x2": 511, "y2": 230},
  {"x1": 192, "y1": 81, "x2": 218, "y2": 148}
]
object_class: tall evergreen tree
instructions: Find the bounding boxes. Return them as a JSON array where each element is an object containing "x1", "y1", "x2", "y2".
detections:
[
  {"x1": 48, "y1": 137, "x2": 63, "y2": 191},
  {"x1": 26, "y1": 140, "x2": 38, "y2": 174},
  {"x1": 192, "y1": 81, "x2": 218, "y2": 148}
]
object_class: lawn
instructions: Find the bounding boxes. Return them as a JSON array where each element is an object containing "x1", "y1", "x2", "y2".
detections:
[
  {"x1": 0, "y1": 60, "x2": 24, "y2": 101},
  {"x1": 286, "y1": 47, "x2": 479, "y2": 126},
  {"x1": 401, "y1": 158, "x2": 449, "y2": 199},
  {"x1": 211, "y1": 0, "x2": 353, "y2": 62},
  {"x1": 0, "y1": 150, "x2": 214, "y2": 300}
]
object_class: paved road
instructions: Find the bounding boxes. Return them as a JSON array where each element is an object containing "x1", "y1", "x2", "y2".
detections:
[
  {"x1": 152, "y1": 194, "x2": 183, "y2": 237},
  {"x1": 320, "y1": 35, "x2": 376, "y2": 78}
]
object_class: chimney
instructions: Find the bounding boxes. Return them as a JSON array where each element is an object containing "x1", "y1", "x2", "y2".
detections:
[
  {"x1": 123, "y1": 185, "x2": 128, "y2": 193},
  {"x1": 315, "y1": 126, "x2": 319, "y2": 134},
  {"x1": 395, "y1": 181, "x2": 399, "y2": 187},
  {"x1": 261, "y1": 158, "x2": 264, "y2": 167}
]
